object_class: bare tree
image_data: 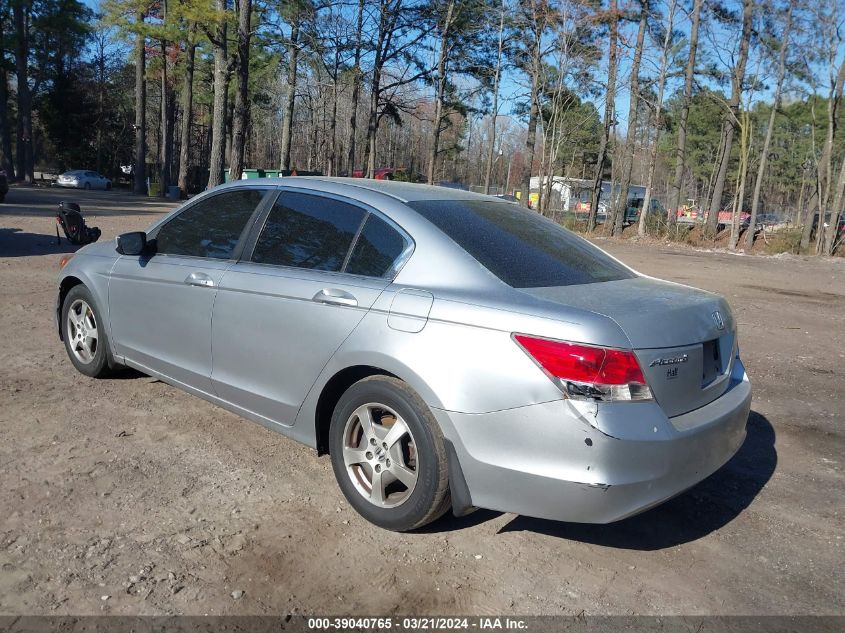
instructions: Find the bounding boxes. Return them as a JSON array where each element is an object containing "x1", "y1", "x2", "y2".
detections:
[
  {"x1": 426, "y1": 0, "x2": 457, "y2": 184},
  {"x1": 746, "y1": 0, "x2": 793, "y2": 249},
  {"x1": 667, "y1": 0, "x2": 702, "y2": 228},
  {"x1": 611, "y1": 0, "x2": 649, "y2": 236},
  {"x1": 588, "y1": 0, "x2": 618, "y2": 228},
  {"x1": 345, "y1": 0, "x2": 366, "y2": 175},
  {"x1": 800, "y1": 0, "x2": 845, "y2": 252},
  {"x1": 362, "y1": 0, "x2": 429, "y2": 178},
  {"x1": 638, "y1": 0, "x2": 677, "y2": 237},
  {"x1": 483, "y1": 0, "x2": 507, "y2": 194},
  {"x1": 516, "y1": 0, "x2": 552, "y2": 208},
  {"x1": 705, "y1": 0, "x2": 754, "y2": 237}
]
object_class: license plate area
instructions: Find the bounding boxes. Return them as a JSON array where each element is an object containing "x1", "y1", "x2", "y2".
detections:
[{"x1": 702, "y1": 339, "x2": 721, "y2": 386}]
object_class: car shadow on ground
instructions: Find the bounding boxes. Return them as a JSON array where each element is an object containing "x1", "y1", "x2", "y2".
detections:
[
  {"x1": 428, "y1": 411, "x2": 776, "y2": 548},
  {"x1": 0, "y1": 228, "x2": 79, "y2": 257}
]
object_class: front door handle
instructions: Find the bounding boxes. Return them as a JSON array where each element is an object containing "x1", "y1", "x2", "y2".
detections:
[
  {"x1": 312, "y1": 288, "x2": 358, "y2": 307},
  {"x1": 184, "y1": 272, "x2": 215, "y2": 288}
]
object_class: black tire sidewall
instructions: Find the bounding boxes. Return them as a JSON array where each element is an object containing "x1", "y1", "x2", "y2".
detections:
[
  {"x1": 62, "y1": 285, "x2": 110, "y2": 377},
  {"x1": 329, "y1": 378, "x2": 446, "y2": 531}
]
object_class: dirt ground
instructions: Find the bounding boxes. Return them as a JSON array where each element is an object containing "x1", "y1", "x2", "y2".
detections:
[{"x1": 1, "y1": 185, "x2": 843, "y2": 616}]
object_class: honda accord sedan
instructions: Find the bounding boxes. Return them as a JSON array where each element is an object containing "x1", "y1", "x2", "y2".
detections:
[{"x1": 56, "y1": 178, "x2": 751, "y2": 531}]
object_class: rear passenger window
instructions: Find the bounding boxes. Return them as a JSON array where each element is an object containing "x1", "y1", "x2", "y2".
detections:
[
  {"x1": 251, "y1": 192, "x2": 366, "y2": 271},
  {"x1": 156, "y1": 188, "x2": 268, "y2": 259},
  {"x1": 346, "y1": 215, "x2": 409, "y2": 278}
]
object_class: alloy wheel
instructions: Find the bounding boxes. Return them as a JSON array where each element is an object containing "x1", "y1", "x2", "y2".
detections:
[
  {"x1": 342, "y1": 403, "x2": 418, "y2": 508},
  {"x1": 67, "y1": 298, "x2": 99, "y2": 364}
]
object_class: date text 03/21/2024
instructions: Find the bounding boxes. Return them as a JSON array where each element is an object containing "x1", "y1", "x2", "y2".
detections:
[{"x1": 307, "y1": 617, "x2": 529, "y2": 630}]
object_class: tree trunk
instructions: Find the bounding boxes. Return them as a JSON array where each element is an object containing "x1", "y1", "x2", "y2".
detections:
[
  {"x1": 13, "y1": 0, "x2": 34, "y2": 183},
  {"x1": 483, "y1": 0, "x2": 505, "y2": 194},
  {"x1": 638, "y1": 0, "x2": 676, "y2": 237},
  {"x1": 327, "y1": 45, "x2": 340, "y2": 176},
  {"x1": 133, "y1": 12, "x2": 147, "y2": 195},
  {"x1": 588, "y1": 0, "x2": 618, "y2": 228},
  {"x1": 0, "y1": 10, "x2": 15, "y2": 179},
  {"x1": 279, "y1": 20, "x2": 300, "y2": 172},
  {"x1": 207, "y1": 0, "x2": 229, "y2": 188},
  {"x1": 177, "y1": 23, "x2": 197, "y2": 196},
  {"x1": 611, "y1": 0, "x2": 648, "y2": 236},
  {"x1": 228, "y1": 0, "x2": 253, "y2": 183},
  {"x1": 95, "y1": 36, "x2": 106, "y2": 174},
  {"x1": 747, "y1": 3, "x2": 792, "y2": 249},
  {"x1": 427, "y1": 0, "x2": 456, "y2": 185},
  {"x1": 159, "y1": 34, "x2": 174, "y2": 196},
  {"x1": 363, "y1": 72, "x2": 380, "y2": 178},
  {"x1": 667, "y1": 0, "x2": 702, "y2": 227},
  {"x1": 362, "y1": 5, "x2": 388, "y2": 180},
  {"x1": 519, "y1": 10, "x2": 544, "y2": 209},
  {"x1": 801, "y1": 57, "x2": 845, "y2": 250},
  {"x1": 730, "y1": 112, "x2": 751, "y2": 249},
  {"x1": 346, "y1": 0, "x2": 365, "y2": 175},
  {"x1": 825, "y1": 153, "x2": 845, "y2": 255},
  {"x1": 705, "y1": 0, "x2": 753, "y2": 236}
]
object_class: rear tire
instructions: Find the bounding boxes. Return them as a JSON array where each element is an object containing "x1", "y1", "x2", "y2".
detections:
[
  {"x1": 61, "y1": 285, "x2": 113, "y2": 378},
  {"x1": 329, "y1": 376, "x2": 451, "y2": 531}
]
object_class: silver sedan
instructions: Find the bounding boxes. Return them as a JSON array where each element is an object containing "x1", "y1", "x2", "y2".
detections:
[
  {"x1": 56, "y1": 179, "x2": 751, "y2": 531},
  {"x1": 56, "y1": 170, "x2": 112, "y2": 190}
]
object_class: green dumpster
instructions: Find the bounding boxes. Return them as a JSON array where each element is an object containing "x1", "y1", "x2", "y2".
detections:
[
  {"x1": 242, "y1": 169, "x2": 264, "y2": 179},
  {"x1": 264, "y1": 169, "x2": 280, "y2": 178}
]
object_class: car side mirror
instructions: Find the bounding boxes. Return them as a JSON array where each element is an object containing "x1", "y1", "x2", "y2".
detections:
[{"x1": 116, "y1": 231, "x2": 150, "y2": 256}]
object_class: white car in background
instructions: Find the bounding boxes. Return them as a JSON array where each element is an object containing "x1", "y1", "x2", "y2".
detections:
[{"x1": 57, "y1": 170, "x2": 112, "y2": 191}]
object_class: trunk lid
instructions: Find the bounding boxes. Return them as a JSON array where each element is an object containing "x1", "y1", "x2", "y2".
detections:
[{"x1": 522, "y1": 277, "x2": 736, "y2": 417}]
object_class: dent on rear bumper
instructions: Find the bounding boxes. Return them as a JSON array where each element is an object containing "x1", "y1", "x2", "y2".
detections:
[{"x1": 433, "y1": 359, "x2": 752, "y2": 524}]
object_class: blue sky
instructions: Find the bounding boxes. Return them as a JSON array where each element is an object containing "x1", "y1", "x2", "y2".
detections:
[{"x1": 79, "y1": 0, "x2": 786, "y2": 136}]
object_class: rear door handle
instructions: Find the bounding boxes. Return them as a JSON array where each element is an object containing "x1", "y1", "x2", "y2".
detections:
[
  {"x1": 312, "y1": 288, "x2": 358, "y2": 307},
  {"x1": 184, "y1": 272, "x2": 215, "y2": 288}
]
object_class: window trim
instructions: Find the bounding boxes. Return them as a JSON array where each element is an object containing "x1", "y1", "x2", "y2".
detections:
[
  {"x1": 240, "y1": 186, "x2": 415, "y2": 281},
  {"x1": 147, "y1": 186, "x2": 275, "y2": 262}
]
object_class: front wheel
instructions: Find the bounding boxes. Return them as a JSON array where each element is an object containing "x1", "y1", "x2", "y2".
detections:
[
  {"x1": 329, "y1": 376, "x2": 451, "y2": 531},
  {"x1": 61, "y1": 285, "x2": 112, "y2": 378},
  {"x1": 83, "y1": 182, "x2": 91, "y2": 190}
]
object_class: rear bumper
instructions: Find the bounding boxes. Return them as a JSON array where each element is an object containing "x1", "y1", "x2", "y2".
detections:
[{"x1": 433, "y1": 358, "x2": 751, "y2": 524}]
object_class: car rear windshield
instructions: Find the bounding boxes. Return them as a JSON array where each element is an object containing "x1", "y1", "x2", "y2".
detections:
[{"x1": 408, "y1": 199, "x2": 635, "y2": 288}]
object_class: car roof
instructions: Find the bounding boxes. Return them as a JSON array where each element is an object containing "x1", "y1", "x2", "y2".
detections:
[{"x1": 225, "y1": 176, "x2": 493, "y2": 204}]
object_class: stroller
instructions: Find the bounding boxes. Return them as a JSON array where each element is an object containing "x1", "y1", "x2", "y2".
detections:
[{"x1": 55, "y1": 201, "x2": 101, "y2": 245}]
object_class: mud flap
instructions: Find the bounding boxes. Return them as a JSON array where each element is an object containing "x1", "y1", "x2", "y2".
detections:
[{"x1": 445, "y1": 439, "x2": 476, "y2": 517}]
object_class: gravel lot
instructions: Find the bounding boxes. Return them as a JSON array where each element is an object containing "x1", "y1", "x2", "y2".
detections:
[{"x1": 1, "y1": 185, "x2": 843, "y2": 616}]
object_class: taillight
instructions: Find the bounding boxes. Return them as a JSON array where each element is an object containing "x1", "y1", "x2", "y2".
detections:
[{"x1": 513, "y1": 334, "x2": 653, "y2": 402}]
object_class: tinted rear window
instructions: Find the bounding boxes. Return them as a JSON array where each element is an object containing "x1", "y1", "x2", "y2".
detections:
[{"x1": 408, "y1": 199, "x2": 634, "y2": 288}]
